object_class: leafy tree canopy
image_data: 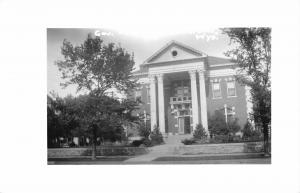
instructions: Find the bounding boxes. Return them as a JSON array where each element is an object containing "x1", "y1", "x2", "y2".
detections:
[
  {"x1": 222, "y1": 28, "x2": 271, "y2": 127},
  {"x1": 55, "y1": 34, "x2": 137, "y2": 96},
  {"x1": 222, "y1": 28, "x2": 271, "y2": 153}
]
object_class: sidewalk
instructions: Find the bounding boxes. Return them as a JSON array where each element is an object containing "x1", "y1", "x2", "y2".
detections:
[{"x1": 124, "y1": 142, "x2": 268, "y2": 163}]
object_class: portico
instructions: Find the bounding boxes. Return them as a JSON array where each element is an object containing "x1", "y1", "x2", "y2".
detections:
[{"x1": 148, "y1": 63, "x2": 209, "y2": 135}]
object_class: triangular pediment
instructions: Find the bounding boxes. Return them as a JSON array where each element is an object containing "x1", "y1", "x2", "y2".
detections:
[{"x1": 144, "y1": 40, "x2": 207, "y2": 64}]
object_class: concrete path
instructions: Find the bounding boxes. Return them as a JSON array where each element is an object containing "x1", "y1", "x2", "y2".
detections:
[{"x1": 124, "y1": 144, "x2": 175, "y2": 163}]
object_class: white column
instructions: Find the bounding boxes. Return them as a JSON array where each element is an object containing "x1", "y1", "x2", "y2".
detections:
[
  {"x1": 189, "y1": 70, "x2": 199, "y2": 131},
  {"x1": 149, "y1": 75, "x2": 157, "y2": 130},
  {"x1": 157, "y1": 74, "x2": 166, "y2": 134},
  {"x1": 198, "y1": 70, "x2": 209, "y2": 134}
]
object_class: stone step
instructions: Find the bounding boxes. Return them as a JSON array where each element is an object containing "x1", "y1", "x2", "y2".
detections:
[{"x1": 164, "y1": 134, "x2": 192, "y2": 145}]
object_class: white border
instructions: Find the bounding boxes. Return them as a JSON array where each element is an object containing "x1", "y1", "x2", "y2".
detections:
[{"x1": 1, "y1": 0, "x2": 300, "y2": 193}]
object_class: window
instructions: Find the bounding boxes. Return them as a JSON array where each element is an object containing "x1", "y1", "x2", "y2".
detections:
[
  {"x1": 171, "y1": 50, "x2": 178, "y2": 57},
  {"x1": 177, "y1": 88, "x2": 183, "y2": 95},
  {"x1": 185, "y1": 104, "x2": 189, "y2": 109},
  {"x1": 227, "y1": 81, "x2": 236, "y2": 97},
  {"x1": 212, "y1": 82, "x2": 222, "y2": 99}
]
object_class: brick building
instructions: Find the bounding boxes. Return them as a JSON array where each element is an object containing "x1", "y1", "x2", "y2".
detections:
[{"x1": 130, "y1": 40, "x2": 251, "y2": 136}]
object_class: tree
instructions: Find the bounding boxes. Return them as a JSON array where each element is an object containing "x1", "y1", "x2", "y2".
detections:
[
  {"x1": 55, "y1": 34, "x2": 138, "y2": 159},
  {"x1": 222, "y1": 28, "x2": 271, "y2": 154},
  {"x1": 208, "y1": 110, "x2": 228, "y2": 136},
  {"x1": 149, "y1": 125, "x2": 164, "y2": 145},
  {"x1": 242, "y1": 120, "x2": 262, "y2": 141},
  {"x1": 208, "y1": 110, "x2": 240, "y2": 138},
  {"x1": 47, "y1": 95, "x2": 62, "y2": 147},
  {"x1": 193, "y1": 124, "x2": 208, "y2": 140}
]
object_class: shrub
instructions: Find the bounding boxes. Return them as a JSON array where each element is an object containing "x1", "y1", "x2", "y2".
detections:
[
  {"x1": 227, "y1": 118, "x2": 241, "y2": 136},
  {"x1": 181, "y1": 138, "x2": 196, "y2": 145},
  {"x1": 131, "y1": 139, "x2": 144, "y2": 147},
  {"x1": 142, "y1": 138, "x2": 152, "y2": 147},
  {"x1": 208, "y1": 110, "x2": 228, "y2": 136},
  {"x1": 232, "y1": 135, "x2": 242, "y2": 142},
  {"x1": 193, "y1": 123, "x2": 207, "y2": 140},
  {"x1": 208, "y1": 110, "x2": 241, "y2": 137},
  {"x1": 149, "y1": 125, "x2": 164, "y2": 145},
  {"x1": 242, "y1": 121, "x2": 262, "y2": 141},
  {"x1": 138, "y1": 123, "x2": 151, "y2": 139},
  {"x1": 213, "y1": 135, "x2": 229, "y2": 143}
]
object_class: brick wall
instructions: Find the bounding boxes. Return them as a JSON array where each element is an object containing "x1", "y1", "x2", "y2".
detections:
[{"x1": 206, "y1": 76, "x2": 248, "y2": 127}]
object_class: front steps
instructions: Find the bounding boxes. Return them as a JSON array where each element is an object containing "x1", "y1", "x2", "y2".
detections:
[{"x1": 164, "y1": 134, "x2": 192, "y2": 145}]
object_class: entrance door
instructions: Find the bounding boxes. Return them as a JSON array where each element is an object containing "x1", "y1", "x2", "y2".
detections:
[
  {"x1": 184, "y1": 116, "x2": 191, "y2": 134},
  {"x1": 178, "y1": 117, "x2": 185, "y2": 134}
]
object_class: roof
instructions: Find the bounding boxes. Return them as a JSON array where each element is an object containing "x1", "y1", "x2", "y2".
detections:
[
  {"x1": 132, "y1": 41, "x2": 236, "y2": 77},
  {"x1": 143, "y1": 40, "x2": 207, "y2": 64},
  {"x1": 206, "y1": 56, "x2": 234, "y2": 66},
  {"x1": 132, "y1": 66, "x2": 149, "y2": 76}
]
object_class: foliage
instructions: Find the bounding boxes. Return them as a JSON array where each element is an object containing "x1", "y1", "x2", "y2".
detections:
[
  {"x1": 149, "y1": 125, "x2": 164, "y2": 145},
  {"x1": 55, "y1": 34, "x2": 137, "y2": 96},
  {"x1": 47, "y1": 94, "x2": 140, "y2": 148},
  {"x1": 138, "y1": 123, "x2": 151, "y2": 140},
  {"x1": 212, "y1": 135, "x2": 230, "y2": 143},
  {"x1": 141, "y1": 138, "x2": 152, "y2": 147},
  {"x1": 47, "y1": 96, "x2": 61, "y2": 147},
  {"x1": 181, "y1": 138, "x2": 196, "y2": 145},
  {"x1": 131, "y1": 139, "x2": 144, "y2": 147},
  {"x1": 242, "y1": 121, "x2": 262, "y2": 141},
  {"x1": 227, "y1": 118, "x2": 241, "y2": 136},
  {"x1": 193, "y1": 123, "x2": 208, "y2": 139},
  {"x1": 208, "y1": 110, "x2": 227, "y2": 136},
  {"x1": 54, "y1": 34, "x2": 139, "y2": 159},
  {"x1": 208, "y1": 110, "x2": 240, "y2": 136},
  {"x1": 222, "y1": 28, "x2": 271, "y2": 153},
  {"x1": 47, "y1": 94, "x2": 82, "y2": 147}
]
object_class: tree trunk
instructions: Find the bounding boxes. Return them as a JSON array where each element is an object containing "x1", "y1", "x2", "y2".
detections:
[
  {"x1": 263, "y1": 123, "x2": 270, "y2": 155},
  {"x1": 91, "y1": 137, "x2": 97, "y2": 160},
  {"x1": 91, "y1": 129, "x2": 97, "y2": 160},
  {"x1": 91, "y1": 142, "x2": 96, "y2": 160}
]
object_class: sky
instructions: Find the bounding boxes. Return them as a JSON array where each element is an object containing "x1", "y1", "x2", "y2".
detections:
[{"x1": 47, "y1": 28, "x2": 233, "y2": 97}]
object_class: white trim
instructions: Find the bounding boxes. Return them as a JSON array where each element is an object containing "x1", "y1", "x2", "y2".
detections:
[
  {"x1": 137, "y1": 77, "x2": 149, "y2": 84},
  {"x1": 208, "y1": 68, "x2": 237, "y2": 77},
  {"x1": 132, "y1": 72, "x2": 148, "y2": 77},
  {"x1": 209, "y1": 63, "x2": 235, "y2": 67},
  {"x1": 143, "y1": 40, "x2": 207, "y2": 64},
  {"x1": 212, "y1": 82, "x2": 222, "y2": 99},
  {"x1": 148, "y1": 62, "x2": 204, "y2": 75}
]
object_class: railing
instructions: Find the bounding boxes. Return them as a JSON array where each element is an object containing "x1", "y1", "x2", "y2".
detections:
[{"x1": 170, "y1": 96, "x2": 192, "y2": 104}]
